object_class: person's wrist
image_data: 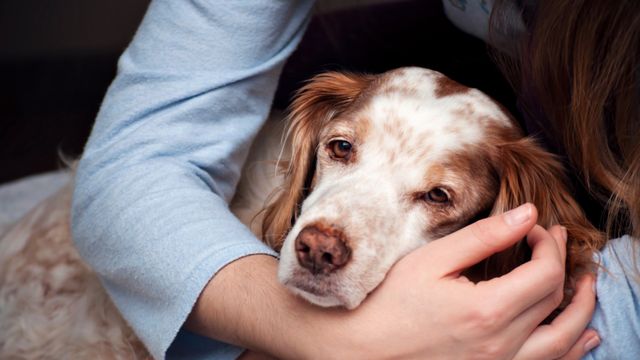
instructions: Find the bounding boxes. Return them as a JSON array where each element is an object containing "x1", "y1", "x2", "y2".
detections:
[
  {"x1": 230, "y1": 260, "x2": 356, "y2": 359},
  {"x1": 285, "y1": 298, "x2": 361, "y2": 359},
  {"x1": 318, "y1": 303, "x2": 401, "y2": 360}
]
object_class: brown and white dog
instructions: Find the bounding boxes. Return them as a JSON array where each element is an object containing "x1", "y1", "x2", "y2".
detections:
[
  {"x1": 0, "y1": 67, "x2": 602, "y2": 358},
  {"x1": 253, "y1": 67, "x2": 602, "y2": 309}
]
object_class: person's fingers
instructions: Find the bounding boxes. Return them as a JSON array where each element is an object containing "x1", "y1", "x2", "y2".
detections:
[
  {"x1": 527, "y1": 224, "x2": 564, "y2": 265},
  {"x1": 558, "y1": 329, "x2": 600, "y2": 360},
  {"x1": 482, "y1": 224, "x2": 565, "y2": 319},
  {"x1": 238, "y1": 351, "x2": 279, "y2": 360},
  {"x1": 426, "y1": 203, "x2": 538, "y2": 275},
  {"x1": 512, "y1": 275, "x2": 598, "y2": 360},
  {"x1": 547, "y1": 224, "x2": 567, "y2": 266},
  {"x1": 508, "y1": 282, "x2": 564, "y2": 338}
]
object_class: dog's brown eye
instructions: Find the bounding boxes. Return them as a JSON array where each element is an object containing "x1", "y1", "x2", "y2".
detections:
[
  {"x1": 425, "y1": 188, "x2": 450, "y2": 204},
  {"x1": 329, "y1": 140, "x2": 353, "y2": 159}
]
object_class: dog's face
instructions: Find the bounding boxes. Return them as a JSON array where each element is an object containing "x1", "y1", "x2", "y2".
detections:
[{"x1": 263, "y1": 67, "x2": 599, "y2": 309}]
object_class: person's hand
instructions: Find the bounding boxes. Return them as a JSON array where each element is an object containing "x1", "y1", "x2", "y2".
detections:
[{"x1": 332, "y1": 203, "x2": 598, "y2": 359}]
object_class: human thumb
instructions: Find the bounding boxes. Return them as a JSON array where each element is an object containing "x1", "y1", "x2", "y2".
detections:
[{"x1": 425, "y1": 203, "x2": 538, "y2": 276}]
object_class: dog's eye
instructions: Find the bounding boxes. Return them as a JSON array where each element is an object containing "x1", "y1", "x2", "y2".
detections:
[
  {"x1": 329, "y1": 140, "x2": 353, "y2": 160},
  {"x1": 424, "y1": 188, "x2": 450, "y2": 204}
]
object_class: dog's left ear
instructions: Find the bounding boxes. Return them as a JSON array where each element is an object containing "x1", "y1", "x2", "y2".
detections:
[
  {"x1": 262, "y1": 72, "x2": 375, "y2": 250},
  {"x1": 488, "y1": 137, "x2": 605, "y2": 278}
]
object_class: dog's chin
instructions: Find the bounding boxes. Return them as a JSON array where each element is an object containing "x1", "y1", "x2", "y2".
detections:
[
  {"x1": 289, "y1": 286, "x2": 346, "y2": 307},
  {"x1": 288, "y1": 284, "x2": 365, "y2": 310},
  {"x1": 279, "y1": 274, "x2": 367, "y2": 310}
]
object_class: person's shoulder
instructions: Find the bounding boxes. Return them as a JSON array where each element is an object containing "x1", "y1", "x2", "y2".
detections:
[
  {"x1": 586, "y1": 235, "x2": 640, "y2": 360},
  {"x1": 595, "y1": 235, "x2": 639, "y2": 272},
  {"x1": 443, "y1": 0, "x2": 494, "y2": 41}
]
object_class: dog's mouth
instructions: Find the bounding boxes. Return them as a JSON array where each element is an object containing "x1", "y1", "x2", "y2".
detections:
[
  {"x1": 282, "y1": 268, "x2": 334, "y2": 296},
  {"x1": 287, "y1": 280, "x2": 331, "y2": 297},
  {"x1": 280, "y1": 269, "x2": 363, "y2": 309}
]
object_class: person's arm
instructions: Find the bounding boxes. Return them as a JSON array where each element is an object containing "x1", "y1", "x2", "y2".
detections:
[
  {"x1": 188, "y1": 204, "x2": 599, "y2": 359},
  {"x1": 71, "y1": 1, "x2": 315, "y2": 358}
]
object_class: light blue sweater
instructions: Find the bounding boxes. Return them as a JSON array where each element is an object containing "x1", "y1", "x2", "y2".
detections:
[{"x1": 72, "y1": 1, "x2": 639, "y2": 359}]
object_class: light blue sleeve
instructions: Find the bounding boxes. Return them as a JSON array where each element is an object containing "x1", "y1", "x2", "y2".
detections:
[
  {"x1": 442, "y1": 0, "x2": 493, "y2": 41},
  {"x1": 442, "y1": 0, "x2": 526, "y2": 53},
  {"x1": 584, "y1": 236, "x2": 640, "y2": 360},
  {"x1": 70, "y1": 1, "x2": 315, "y2": 359}
]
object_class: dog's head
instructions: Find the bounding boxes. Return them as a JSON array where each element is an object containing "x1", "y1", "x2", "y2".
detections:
[{"x1": 263, "y1": 67, "x2": 602, "y2": 309}]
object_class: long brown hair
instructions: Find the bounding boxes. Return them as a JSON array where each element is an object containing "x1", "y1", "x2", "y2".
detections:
[{"x1": 490, "y1": 0, "x2": 640, "y2": 245}]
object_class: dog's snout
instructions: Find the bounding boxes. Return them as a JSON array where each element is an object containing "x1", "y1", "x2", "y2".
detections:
[{"x1": 295, "y1": 225, "x2": 351, "y2": 275}]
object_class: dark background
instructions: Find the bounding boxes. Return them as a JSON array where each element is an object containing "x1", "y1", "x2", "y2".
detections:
[{"x1": 0, "y1": 0, "x2": 516, "y2": 184}]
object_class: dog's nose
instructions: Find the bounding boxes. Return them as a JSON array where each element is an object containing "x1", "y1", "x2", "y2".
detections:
[{"x1": 295, "y1": 225, "x2": 351, "y2": 274}]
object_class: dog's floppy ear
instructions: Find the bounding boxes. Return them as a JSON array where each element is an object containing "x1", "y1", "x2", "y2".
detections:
[
  {"x1": 487, "y1": 137, "x2": 605, "y2": 279},
  {"x1": 262, "y1": 72, "x2": 374, "y2": 250}
]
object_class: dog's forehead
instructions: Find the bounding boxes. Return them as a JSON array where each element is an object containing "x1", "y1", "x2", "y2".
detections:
[{"x1": 360, "y1": 67, "x2": 513, "y2": 150}]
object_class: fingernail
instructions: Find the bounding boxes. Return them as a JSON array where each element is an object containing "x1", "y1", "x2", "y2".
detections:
[
  {"x1": 561, "y1": 226, "x2": 568, "y2": 242},
  {"x1": 584, "y1": 335, "x2": 600, "y2": 352},
  {"x1": 504, "y1": 204, "x2": 532, "y2": 226}
]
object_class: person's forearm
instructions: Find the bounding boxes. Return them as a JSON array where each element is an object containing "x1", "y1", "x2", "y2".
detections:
[{"x1": 185, "y1": 254, "x2": 353, "y2": 359}]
